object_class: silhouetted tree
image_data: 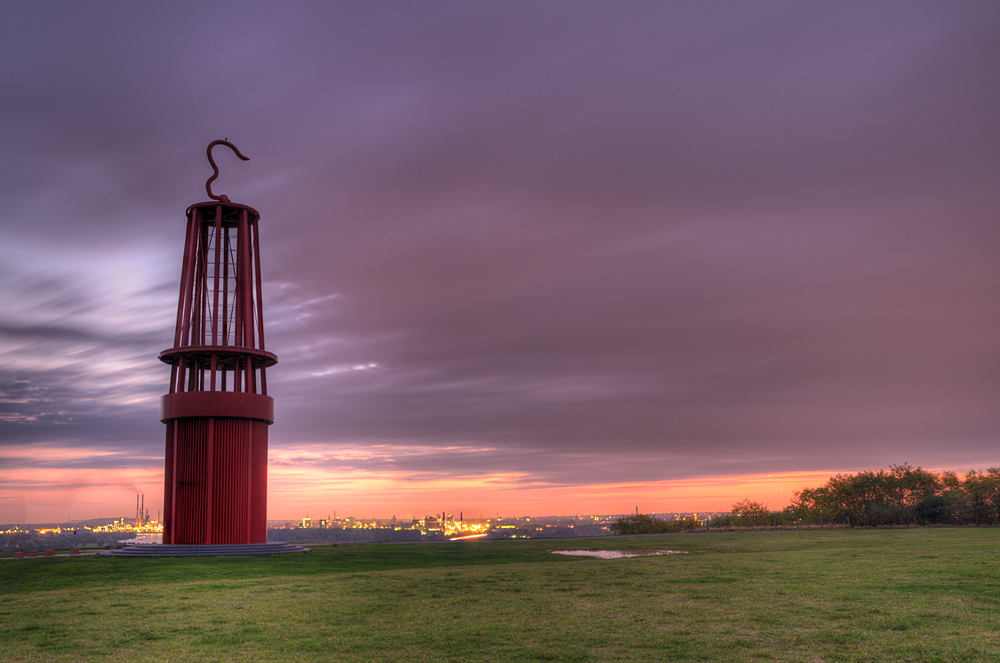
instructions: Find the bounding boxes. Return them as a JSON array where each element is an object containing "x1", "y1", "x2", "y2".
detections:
[
  {"x1": 786, "y1": 464, "x2": 1000, "y2": 527},
  {"x1": 730, "y1": 499, "x2": 770, "y2": 529}
]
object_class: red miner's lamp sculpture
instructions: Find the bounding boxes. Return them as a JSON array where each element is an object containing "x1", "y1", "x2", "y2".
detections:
[{"x1": 160, "y1": 140, "x2": 277, "y2": 545}]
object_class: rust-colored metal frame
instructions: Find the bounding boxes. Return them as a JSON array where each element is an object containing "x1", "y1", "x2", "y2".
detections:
[{"x1": 160, "y1": 196, "x2": 276, "y2": 545}]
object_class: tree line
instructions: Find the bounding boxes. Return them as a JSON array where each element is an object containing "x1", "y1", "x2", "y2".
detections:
[
  {"x1": 612, "y1": 464, "x2": 1000, "y2": 534},
  {"x1": 787, "y1": 464, "x2": 1000, "y2": 527}
]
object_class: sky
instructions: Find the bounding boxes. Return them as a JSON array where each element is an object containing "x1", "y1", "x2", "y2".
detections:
[{"x1": 1, "y1": 2, "x2": 999, "y2": 524}]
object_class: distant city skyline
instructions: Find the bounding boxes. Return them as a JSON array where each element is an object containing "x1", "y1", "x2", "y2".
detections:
[
  {"x1": 2, "y1": 3, "x2": 999, "y2": 524},
  {"x1": 0, "y1": 467, "x2": 955, "y2": 525}
]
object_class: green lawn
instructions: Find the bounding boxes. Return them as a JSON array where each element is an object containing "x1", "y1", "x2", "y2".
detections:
[{"x1": 1, "y1": 528, "x2": 998, "y2": 661}]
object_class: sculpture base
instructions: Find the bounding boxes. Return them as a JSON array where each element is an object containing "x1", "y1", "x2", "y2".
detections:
[
  {"x1": 100, "y1": 542, "x2": 307, "y2": 557},
  {"x1": 162, "y1": 416, "x2": 269, "y2": 545}
]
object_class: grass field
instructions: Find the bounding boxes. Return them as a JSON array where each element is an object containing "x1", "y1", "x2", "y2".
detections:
[{"x1": 1, "y1": 528, "x2": 999, "y2": 662}]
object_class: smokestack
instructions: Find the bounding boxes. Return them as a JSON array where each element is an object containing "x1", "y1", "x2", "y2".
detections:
[{"x1": 141, "y1": 494, "x2": 144, "y2": 526}]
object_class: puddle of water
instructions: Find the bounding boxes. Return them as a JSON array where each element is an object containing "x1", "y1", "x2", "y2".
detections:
[{"x1": 552, "y1": 549, "x2": 688, "y2": 559}]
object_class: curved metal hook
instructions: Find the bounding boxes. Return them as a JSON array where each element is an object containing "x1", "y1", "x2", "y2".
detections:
[{"x1": 206, "y1": 140, "x2": 250, "y2": 202}]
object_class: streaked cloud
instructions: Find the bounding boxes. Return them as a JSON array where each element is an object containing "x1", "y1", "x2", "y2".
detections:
[{"x1": 1, "y1": 2, "x2": 999, "y2": 522}]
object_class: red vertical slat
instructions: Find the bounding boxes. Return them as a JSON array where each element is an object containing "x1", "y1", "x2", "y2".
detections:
[
  {"x1": 176, "y1": 357, "x2": 186, "y2": 394},
  {"x1": 198, "y1": 217, "x2": 209, "y2": 346},
  {"x1": 170, "y1": 419, "x2": 179, "y2": 542},
  {"x1": 234, "y1": 207, "x2": 244, "y2": 350},
  {"x1": 176, "y1": 213, "x2": 200, "y2": 347},
  {"x1": 251, "y1": 422, "x2": 268, "y2": 542},
  {"x1": 252, "y1": 216, "x2": 266, "y2": 351},
  {"x1": 212, "y1": 211, "x2": 222, "y2": 346},
  {"x1": 240, "y1": 209, "x2": 255, "y2": 349},
  {"x1": 222, "y1": 226, "x2": 231, "y2": 347},
  {"x1": 190, "y1": 217, "x2": 205, "y2": 349},
  {"x1": 246, "y1": 421, "x2": 254, "y2": 539},
  {"x1": 210, "y1": 353, "x2": 217, "y2": 392},
  {"x1": 205, "y1": 417, "x2": 214, "y2": 544},
  {"x1": 162, "y1": 421, "x2": 174, "y2": 545}
]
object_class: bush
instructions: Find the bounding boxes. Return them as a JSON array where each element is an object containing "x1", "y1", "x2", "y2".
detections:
[{"x1": 609, "y1": 514, "x2": 702, "y2": 535}]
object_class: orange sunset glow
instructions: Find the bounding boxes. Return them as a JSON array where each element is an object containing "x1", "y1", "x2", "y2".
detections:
[{"x1": 0, "y1": 459, "x2": 843, "y2": 524}]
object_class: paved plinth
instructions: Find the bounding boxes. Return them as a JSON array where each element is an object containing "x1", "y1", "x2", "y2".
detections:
[{"x1": 101, "y1": 542, "x2": 308, "y2": 557}]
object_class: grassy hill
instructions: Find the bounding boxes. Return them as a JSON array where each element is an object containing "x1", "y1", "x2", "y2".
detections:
[{"x1": 1, "y1": 528, "x2": 998, "y2": 661}]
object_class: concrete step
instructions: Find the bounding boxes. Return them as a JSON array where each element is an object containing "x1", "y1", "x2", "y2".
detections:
[{"x1": 101, "y1": 542, "x2": 308, "y2": 557}]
